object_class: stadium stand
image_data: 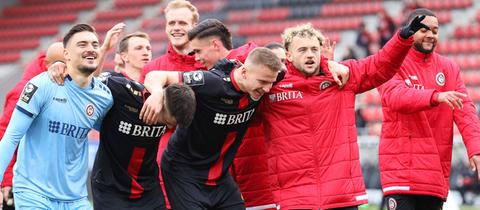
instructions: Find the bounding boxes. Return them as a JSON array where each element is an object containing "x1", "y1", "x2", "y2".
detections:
[{"x1": 1, "y1": 0, "x2": 480, "y2": 207}]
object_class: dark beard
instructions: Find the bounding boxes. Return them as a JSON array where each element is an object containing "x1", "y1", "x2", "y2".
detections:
[
  {"x1": 414, "y1": 42, "x2": 435, "y2": 54},
  {"x1": 78, "y1": 65, "x2": 97, "y2": 76}
]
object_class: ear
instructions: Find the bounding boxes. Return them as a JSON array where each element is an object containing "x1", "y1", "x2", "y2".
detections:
[
  {"x1": 286, "y1": 50, "x2": 293, "y2": 62},
  {"x1": 120, "y1": 52, "x2": 128, "y2": 63},
  {"x1": 63, "y1": 48, "x2": 70, "y2": 61},
  {"x1": 210, "y1": 38, "x2": 219, "y2": 49},
  {"x1": 241, "y1": 66, "x2": 247, "y2": 78}
]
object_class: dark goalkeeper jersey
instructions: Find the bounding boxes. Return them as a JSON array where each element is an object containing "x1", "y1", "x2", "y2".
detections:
[
  {"x1": 162, "y1": 59, "x2": 260, "y2": 186},
  {"x1": 91, "y1": 72, "x2": 166, "y2": 199}
]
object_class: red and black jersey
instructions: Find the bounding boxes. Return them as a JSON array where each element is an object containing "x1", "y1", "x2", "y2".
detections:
[
  {"x1": 162, "y1": 59, "x2": 259, "y2": 186},
  {"x1": 91, "y1": 72, "x2": 167, "y2": 199}
]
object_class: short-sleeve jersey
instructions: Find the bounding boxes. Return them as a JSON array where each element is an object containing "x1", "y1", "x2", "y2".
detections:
[
  {"x1": 162, "y1": 59, "x2": 260, "y2": 186},
  {"x1": 12, "y1": 72, "x2": 112, "y2": 200},
  {"x1": 92, "y1": 72, "x2": 167, "y2": 199}
]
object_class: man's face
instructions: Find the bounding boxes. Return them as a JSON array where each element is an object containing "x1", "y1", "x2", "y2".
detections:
[
  {"x1": 413, "y1": 15, "x2": 439, "y2": 54},
  {"x1": 287, "y1": 36, "x2": 321, "y2": 76},
  {"x1": 165, "y1": 8, "x2": 195, "y2": 49},
  {"x1": 65, "y1": 31, "x2": 100, "y2": 76},
  {"x1": 190, "y1": 37, "x2": 222, "y2": 69},
  {"x1": 242, "y1": 64, "x2": 278, "y2": 101},
  {"x1": 122, "y1": 37, "x2": 152, "y2": 70}
]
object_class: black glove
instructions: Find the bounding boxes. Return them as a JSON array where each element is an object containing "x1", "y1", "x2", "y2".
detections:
[{"x1": 399, "y1": 15, "x2": 430, "y2": 39}]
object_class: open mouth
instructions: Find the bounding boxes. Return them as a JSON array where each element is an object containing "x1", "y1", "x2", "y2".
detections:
[{"x1": 305, "y1": 60, "x2": 315, "y2": 68}]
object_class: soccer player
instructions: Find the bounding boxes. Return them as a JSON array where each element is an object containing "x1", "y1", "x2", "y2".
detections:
[
  {"x1": 229, "y1": 42, "x2": 288, "y2": 210},
  {"x1": 89, "y1": 32, "x2": 196, "y2": 210},
  {"x1": 378, "y1": 8, "x2": 480, "y2": 209},
  {"x1": 0, "y1": 42, "x2": 64, "y2": 209},
  {"x1": 141, "y1": 47, "x2": 282, "y2": 210},
  {"x1": 0, "y1": 23, "x2": 113, "y2": 209},
  {"x1": 258, "y1": 18, "x2": 423, "y2": 209}
]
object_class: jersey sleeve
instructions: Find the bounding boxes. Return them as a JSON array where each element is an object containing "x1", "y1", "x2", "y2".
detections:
[
  {"x1": 180, "y1": 70, "x2": 221, "y2": 96},
  {"x1": 16, "y1": 73, "x2": 50, "y2": 118},
  {"x1": 0, "y1": 105, "x2": 36, "y2": 183}
]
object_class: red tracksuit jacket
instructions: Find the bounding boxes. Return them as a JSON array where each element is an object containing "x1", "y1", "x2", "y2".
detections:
[
  {"x1": 378, "y1": 49, "x2": 480, "y2": 199},
  {"x1": 258, "y1": 32, "x2": 412, "y2": 209}
]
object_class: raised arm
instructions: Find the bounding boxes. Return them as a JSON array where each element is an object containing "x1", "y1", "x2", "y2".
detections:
[
  {"x1": 344, "y1": 16, "x2": 428, "y2": 93},
  {"x1": 96, "y1": 22, "x2": 125, "y2": 75}
]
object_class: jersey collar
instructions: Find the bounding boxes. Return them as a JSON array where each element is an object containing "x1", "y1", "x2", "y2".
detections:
[
  {"x1": 229, "y1": 67, "x2": 243, "y2": 93},
  {"x1": 66, "y1": 75, "x2": 95, "y2": 89}
]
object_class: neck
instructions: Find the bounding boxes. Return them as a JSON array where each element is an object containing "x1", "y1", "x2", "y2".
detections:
[
  {"x1": 172, "y1": 43, "x2": 190, "y2": 55},
  {"x1": 123, "y1": 66, "x2": 141, "y2": 82},
  {"x1": 232, "y1": 66, "x2": 246, "y2": 92},
  {"x1": 220, "y1": 49, "x2": 231, "y2": 59},
  {"x1": 67, "y1": 65, "x2": 93, "y2": 88}
]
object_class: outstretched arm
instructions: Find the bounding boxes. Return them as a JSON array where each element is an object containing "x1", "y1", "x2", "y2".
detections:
[{"x1": 344, "y1": 15, "x2": 428, "y2": 93}]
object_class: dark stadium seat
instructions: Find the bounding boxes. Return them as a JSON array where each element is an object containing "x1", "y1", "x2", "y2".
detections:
[{"x1": 289, "y1": 6, "x2": 322, "y2": 19}]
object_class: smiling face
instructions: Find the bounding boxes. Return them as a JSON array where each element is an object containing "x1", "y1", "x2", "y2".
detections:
[
  {"x1": 64, "y1": 31, "x2": 100, "y2": 76},
  {"x1": 413, "y1": 15, "x2": 439, "y2": 54},
  {"x1": 287, "y1": 36, "x2": 321, "y2": 76},
  {"x1": 242, "y1": 64, "x2": 278, "y2": 101},
  {"x1": 165, "y1": 7, "x2": 195, "y2": 51}
]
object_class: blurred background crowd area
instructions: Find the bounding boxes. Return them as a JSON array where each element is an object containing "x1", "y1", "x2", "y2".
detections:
[{"x1": 0, "y1": 0, "x2": 480, "y2": 208}]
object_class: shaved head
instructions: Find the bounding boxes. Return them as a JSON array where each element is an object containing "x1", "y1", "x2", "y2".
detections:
[{"x1": 45, "y1": 42, "x2": 65, "y2": 67}]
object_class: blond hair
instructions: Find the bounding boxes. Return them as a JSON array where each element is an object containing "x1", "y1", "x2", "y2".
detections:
[
  {"x1": 245, "y1": 47, "x2": 283, "y2": 72},
  {"x1": 164, "y1": 0, "x2": 199, "y2": 24},
  {"x1": 281, "y1": 23, "x2": 325, "y2": 51}
]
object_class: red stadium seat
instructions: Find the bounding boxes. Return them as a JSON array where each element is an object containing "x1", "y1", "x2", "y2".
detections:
[
  {"x1": 257, "y1": 7, "x2": 290, "y2": 21},
  {"x1": 0, "y1": 52, "x2": 21, "y2": 64},
  {"x1": 115, "y1": 0, "x2": 159, "y2": 8}
]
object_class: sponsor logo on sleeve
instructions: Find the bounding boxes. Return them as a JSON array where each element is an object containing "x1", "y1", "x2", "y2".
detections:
[
  {"x1": 20, "y1": 82, "x2": 38, "y2": 104},
  {"x1": 183, "y1": 71, "x2": 205, "y2": 86}
]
